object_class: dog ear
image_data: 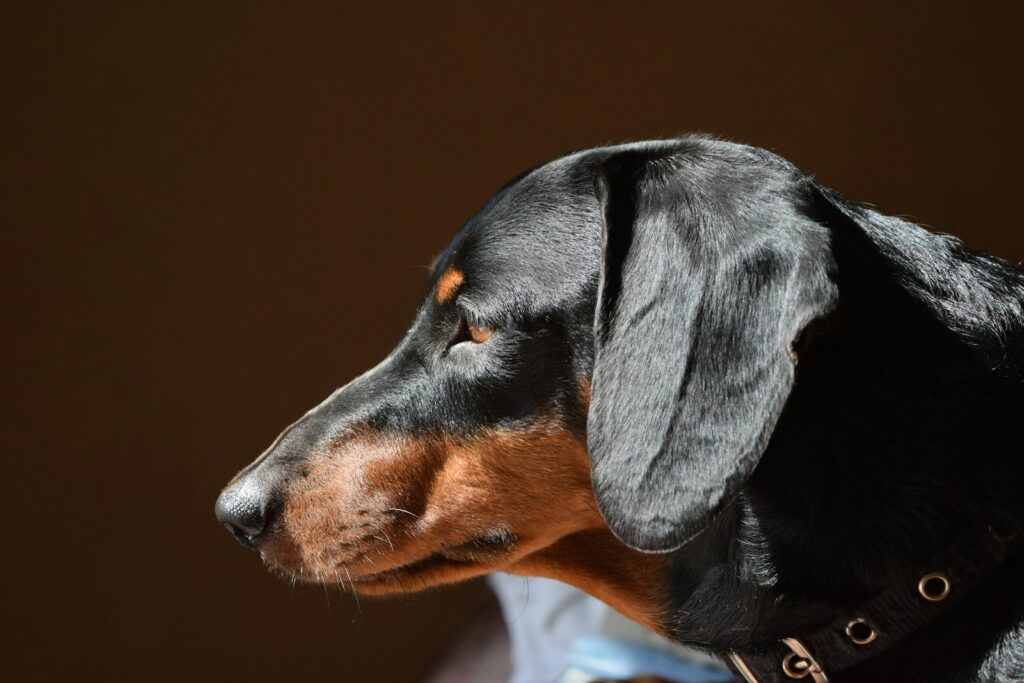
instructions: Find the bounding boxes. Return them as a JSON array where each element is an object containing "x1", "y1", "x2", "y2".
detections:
[{"x1": 587, "y1": 147, "x2": 837, "y2": 552}]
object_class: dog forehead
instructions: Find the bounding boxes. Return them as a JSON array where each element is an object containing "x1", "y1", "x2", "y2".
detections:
[{"x1": 445, "y1": 160, "x2": 604, "y2": 305}]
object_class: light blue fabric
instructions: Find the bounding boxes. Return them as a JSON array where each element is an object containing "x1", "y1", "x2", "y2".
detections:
[
  {"x1": 489, "y1": 574, "x2": 610, "y2": 683},
  {"x1": 566, "y1": 634, "x2": 735, "y2": 683}
]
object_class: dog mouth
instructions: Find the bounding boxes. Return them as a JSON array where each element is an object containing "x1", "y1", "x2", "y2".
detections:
[
  {"x1": 354, "y1": 529, "x2": 518, "y2": 580},
  {"x1": 348, "y1": 552, "x2": 463, "y2": 587},
  {"x1": 352, "y1": 529, "x2": 519, "y2": 584},
  {"x1": 263, "y1": 528, "x2": 519, "y2": 592}
]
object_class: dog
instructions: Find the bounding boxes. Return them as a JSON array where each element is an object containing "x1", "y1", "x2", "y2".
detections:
[{"x1": 216, "y1": 136, "x2": 1023, "y2": 682}]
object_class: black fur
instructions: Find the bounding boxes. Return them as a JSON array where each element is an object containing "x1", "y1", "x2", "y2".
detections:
[
  {"x1": 590, "y1": 144, "x2": 837, "y2": 552},
  {"x1": 221, "y1": 136, "x2": 1024, "y2": 681}
]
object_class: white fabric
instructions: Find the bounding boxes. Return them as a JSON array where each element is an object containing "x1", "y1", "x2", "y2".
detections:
[
  {"x1": 488, "y1": 573, "x2": 732, "y2": 683},
  {"x1": 487, "y1": 574, "x2": 610, "y2": 683}
]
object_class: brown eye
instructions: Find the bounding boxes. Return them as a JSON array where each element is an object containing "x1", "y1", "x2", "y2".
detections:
[
  {"x1": 449, "y1": 312, "x2": 494, "y2": 349},
  {"x1": 468, "y1": 322, "x2": 493, "y2": 343}
]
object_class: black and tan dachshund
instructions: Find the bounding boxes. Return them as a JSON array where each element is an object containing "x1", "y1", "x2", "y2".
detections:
[{"x1": 216, "y1": 137, "x2": 1023, "y2": 682}]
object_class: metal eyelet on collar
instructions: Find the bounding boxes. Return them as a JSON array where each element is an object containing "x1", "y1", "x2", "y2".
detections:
[
  {"x1": 845, "y1": 617, "x2": 877, "y2": 645},
  {"x1": 918, "y1": 572, "x2": 951, "y2": 602},
  {"x1": 728, "y1": 534, "x2": 1007, "y2": 683}
]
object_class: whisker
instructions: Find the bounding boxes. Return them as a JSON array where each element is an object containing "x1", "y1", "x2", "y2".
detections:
[
  {"x1": 368, "y1": 533, "x2": 390, "y2": 546},
  {"x1": 343, "y1": 565, "x2": 362, "y2": 615},
  {"x1": 359, "y1": 552, "x2": 379, "y2": 570},
  {"x1": 370, "y1": 522, "x2": 396, "y2": 551},
  {"x1": 320, "y1": 576, "x2": 331, "y2": 610},
  {"x1": 334, "y1": 568, "x2": 348, "y2": 594},
  {"x1": 384, "y1": 507, "x2": 420, "y2": 519}
]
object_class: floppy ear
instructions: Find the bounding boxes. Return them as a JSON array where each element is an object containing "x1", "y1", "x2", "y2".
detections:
[{"x1": 587, "y1": 148, "x2": 837, "y2": 552}]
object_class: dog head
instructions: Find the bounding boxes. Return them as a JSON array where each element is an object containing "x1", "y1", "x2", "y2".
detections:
[{"x1": 215, "y1": 137, "x2": 840, "y2": 627}]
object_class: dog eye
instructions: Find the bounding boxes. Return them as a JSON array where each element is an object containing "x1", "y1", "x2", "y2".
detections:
[
  {"x1": 468, "y1": 322, "x2": 493, "y2": 343},
  {"x1": 450, "y1": 314, "x2": 494, "y2": 348}
]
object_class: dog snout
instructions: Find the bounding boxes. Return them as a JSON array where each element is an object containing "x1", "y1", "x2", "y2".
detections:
[{"x1": 215, "y1": 475, "x2": 279, "y2": 549}]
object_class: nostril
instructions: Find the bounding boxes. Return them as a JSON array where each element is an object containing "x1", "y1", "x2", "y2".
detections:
[
  {"x1": 222, "y1": 521, "x2": 260, "y2": 549},
  {"x1": 215, "y1": 481, "x2": 272, "y2": 549}
]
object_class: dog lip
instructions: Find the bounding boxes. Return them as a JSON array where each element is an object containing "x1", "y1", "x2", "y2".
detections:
[
  {"x1": 438, "y1": 529, "x2": 517, "y2": 558},
  {"x1": 350, "y1": 553, "x2": 447, "y2": 583},
  {"x1": 351, "y1": 531, "x2": 516, "y2": 583}
]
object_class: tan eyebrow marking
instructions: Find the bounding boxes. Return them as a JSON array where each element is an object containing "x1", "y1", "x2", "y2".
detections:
[{"x1": 436, "y1": 267, "x2": 464, "y2": 304}]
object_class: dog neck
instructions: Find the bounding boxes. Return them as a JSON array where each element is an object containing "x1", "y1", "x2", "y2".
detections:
[
  {"x1": 506, "y1": 527, "x2": 674, "y2": 634},
  {"x1": 662, "y1": 265, "x2": 1024, "y2": 673}
]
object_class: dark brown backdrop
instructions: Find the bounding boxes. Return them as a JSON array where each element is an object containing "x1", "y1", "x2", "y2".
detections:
[{"x1": 4, "y1": 2, "x2": 1023, "y2": 681}]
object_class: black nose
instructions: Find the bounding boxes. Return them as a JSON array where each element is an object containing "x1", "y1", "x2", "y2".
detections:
[{"x1": 215, "y1": 478, "x2": 276, "y2": 549}]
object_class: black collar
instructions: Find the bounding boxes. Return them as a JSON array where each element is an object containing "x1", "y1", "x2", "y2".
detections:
[{"x1": 726, "y1": 521, "x2": 1020, "y2": 682}]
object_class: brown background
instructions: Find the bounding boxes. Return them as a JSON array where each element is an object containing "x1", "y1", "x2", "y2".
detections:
[{"x1": 3, "y1": 2, "x2": 1023, "y2": 681}]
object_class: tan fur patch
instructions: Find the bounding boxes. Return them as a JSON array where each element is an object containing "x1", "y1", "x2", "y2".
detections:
[
  {"x1": 435, "y1": 267, "x2": 464, "y2": 303},
  {"x1": 260, "y1": 418, "x2": 671, "y2": 633},
  {"x1": 577, "y1": 377, "x2": 591, "y2": 411},
  {"x1": 509, "y1": 529, "x2": 671, "y2": 633}
]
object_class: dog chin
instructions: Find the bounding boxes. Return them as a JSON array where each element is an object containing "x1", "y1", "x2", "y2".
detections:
[{"x1": 261, "y1": 549, "x2": 503, "y2": 596}]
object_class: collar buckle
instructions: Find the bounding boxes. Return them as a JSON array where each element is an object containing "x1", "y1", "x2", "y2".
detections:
[
  {"x1": 729, "y1": 638, "x2": 829, "y2": 683},
  {"x1": 780, "y1": 638, "x2": 829, "y2": 681}
]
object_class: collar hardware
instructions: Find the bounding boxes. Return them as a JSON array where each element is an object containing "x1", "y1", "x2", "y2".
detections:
[
  {"x1": 725, "y1": 524, "x2": 1019, "y2": 683},
  {"x1": 917, "y1": 572, "x2": 951, "y2": 602},
  {"x1": 728, "y1": 652, "x2": 761, "y2": 683},
  {"x1": 780, "y1": 638, "x2": 828, "y2": 681},
  {"x1": 844, "y1": 617, "x2": 876, "y2": 645}
]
